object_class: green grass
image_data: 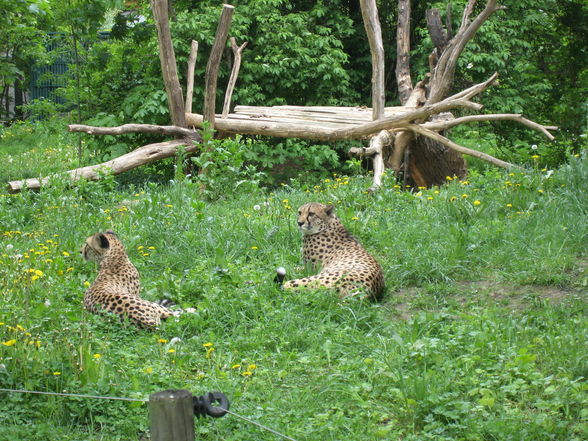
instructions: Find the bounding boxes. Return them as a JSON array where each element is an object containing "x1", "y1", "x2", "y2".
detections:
[{"x1": 0, "y1": 124, "x2": 587, "y2": 440}]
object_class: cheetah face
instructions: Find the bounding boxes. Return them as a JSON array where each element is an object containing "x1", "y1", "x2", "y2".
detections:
[
  {"x1": 80, "y1": 232, "x2": 110, "y2": 262},
  {"x1": 297, "y1": 203, "x2": 335, "y2": 236}
]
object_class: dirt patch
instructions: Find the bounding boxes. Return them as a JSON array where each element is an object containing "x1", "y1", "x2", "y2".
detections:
[{"x1": 385, "y1": 279, "x2": 587, "y2": 320}]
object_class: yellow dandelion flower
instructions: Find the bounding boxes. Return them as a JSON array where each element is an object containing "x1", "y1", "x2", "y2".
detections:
[
  {"x1": 202, "y1": 342, "x2": 214, "y2": 347},
  {"x1": 251, "y1": 246, "x2": 258, "y2": 250},
  {"x1": 53, "y1": 372, "x2": 61, "y2": 376},
  {"x1": 242, "y1": 371, "x2": 253, "y2": 377},
  {"x1": 16, "y1": 325, "x2": 25, "y2": 331},
  {"x1": 450, "y1": 196, "x2": 457, "y2": 202},
  {"x1": 427, "y1": 197, "x2": 434, "y2": 201},
  {"x1": 538, "y1": 189, "x2": 544, "y2": 193},
  {"x1": 144, "y1": 367, "x2": 153, "y2": 374},
  {"x1": 248, "y1": 364, "x2": 257, "y2": 370},
  {"x1": 506, "y1": 204, "x2": 513, "y2": 208},
  {"x1": 446, "y1": 176, "x2": 453, "y2": 181},
  {"x1": 531, "y1": 154, "x2": 540, "y2": 160},
  {"x1": 148, "y1": 246, "x2": 155, "y2": 250},
  {"x1": 83, "y1": 281, "x2": 91, "y2": 287},
  {"x1": 206, "y1": 347, "x2": 215, "y2": 358},
  {"x1": 351, "y1": 217, "x2": 359, "y2": 220},
  {"x1": 2, "y1": 339, "x2": 17, "y2": 346},
  {"x1": 473, "y1": 200, "x2": 481, "y2": 206},
  {"x1": 137, "y1": 246, "x2": 144, "y2": 250},
  {"x1": 66, "y1": 267, "x2": 74, "y2": 272},
  {"x1": 232, "y1": 364, "x2": 241, "y2": 369},
  {"x1": 62, "y1": 251, "x2": 70, "y2": 257},
  {"x1": 168, "y1": 348, "x2": 176, "y2": 353},
  {"x1": 93, "y1": 354, "x2": 101, "y2": 359},
  {"x1": 158, "y1": 338, "x2": 168, "y2": 343},
  {"x1": 461, "y1": 194, "x2": 468, "y2": 199}
]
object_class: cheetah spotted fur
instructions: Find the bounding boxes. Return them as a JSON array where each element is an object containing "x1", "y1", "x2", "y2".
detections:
[
  {"x1": 279, "y1": 203, "x2": 384, "y2": 299},
  {"x1": 80, "y1": 230, "x2": 173, "y2": 328}
]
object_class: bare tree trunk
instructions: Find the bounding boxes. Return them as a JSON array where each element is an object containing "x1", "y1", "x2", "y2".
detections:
[
  {"x1": 151, "y1": 0, "x2": 186, "y2": 128},
  {"x1": 203, "y1": 4, "x2": 234, "y2": 128}
]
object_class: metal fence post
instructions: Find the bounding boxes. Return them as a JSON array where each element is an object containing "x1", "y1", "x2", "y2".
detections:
[{"x1": 149, "y1": 389, "x2": 195, "y2": 441}]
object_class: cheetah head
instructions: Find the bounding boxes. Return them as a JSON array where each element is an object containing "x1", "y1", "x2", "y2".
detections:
[
  {"x1": 80, "y1": 230, "x2": 117, "y2": 262},
  {"x1": 296, "y1": 203, "x2": 335, "y2": 235}
]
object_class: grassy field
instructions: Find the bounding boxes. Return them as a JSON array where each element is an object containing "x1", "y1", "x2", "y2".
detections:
[{"x1": 0, "y1": 122, "x2": 587, "y2": 440}]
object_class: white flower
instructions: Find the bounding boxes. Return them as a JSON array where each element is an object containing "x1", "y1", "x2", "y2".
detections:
[
  {"x1": 466, "y1": 62, "x2": 473, "y2": 69},
  {"x1": 169, "y1": 337, "x2": 182, "y2": 345},
  {"x1": 253, "y1": 204, "x2": 261, "y2": 211},
  {"x1": 531, "y1": 144, "x2": 538, "y2": 150},
  {"x1": 544, "y1": 170, "x2": 554, "y2": 179},
  {"x1": 6, "y1": 244, "x2": 13, "y2": 250},
  {"x1": 44, "y1": 299, "x2": 51, "y2": 307}
]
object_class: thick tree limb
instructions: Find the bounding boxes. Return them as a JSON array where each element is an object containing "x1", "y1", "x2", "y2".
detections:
[
  {"x1": 151, "y1": 0, "x2": 186, "y2": 128},
  {"x1": 222, "y1": 38, "x2": 248, "y2": 119},
  {"x1": 423, "y1": 114, "x2": 558, "y2": 140},
  {"x1": 203, "y1": 4, "x2": 234, "y2": 128},
  {"x1": 426, "y1": 9, "x2": 448, "y2": 55},
  {"x1": 406, "y1": 123, "x2": 520, "y2": 169},
  {"x1": 395, "y1": 0, "x2": 413, "y2": 105},
  {"x1": 7, "y1": 139, "x2": 194, "y2": 193},
  {"x1": 427, "y1": 0, "x2": 505, "y2": 104},
  {"x1": 68, "y1": 123, "x2": 201, "y2": 140},
  {"x1": 185, "y1": 40, "x2": 199, "y2": 114},
  {"x1": 349, "y1": 131, "x2": 393, "y2": 192},
  {"x1": 360, "y1": 0, "x2": 385, "y2": 120}
]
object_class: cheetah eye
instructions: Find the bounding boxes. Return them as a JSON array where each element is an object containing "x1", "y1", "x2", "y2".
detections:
[{"x1": 308, "y1": 212, "x2": 315, "y2": 217}]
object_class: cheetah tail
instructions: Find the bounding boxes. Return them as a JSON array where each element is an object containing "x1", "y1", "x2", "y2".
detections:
[{"x1": 274, "y1": 267, "x2": 287, "y2": 286}]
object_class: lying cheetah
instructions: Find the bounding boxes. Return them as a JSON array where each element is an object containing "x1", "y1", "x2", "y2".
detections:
[
  {"x1": 277, "y1": 203, "x2": 385, "y2": 299},
  {"x1": 80, "y1": 230, "x2": 174, "y2": 328}
]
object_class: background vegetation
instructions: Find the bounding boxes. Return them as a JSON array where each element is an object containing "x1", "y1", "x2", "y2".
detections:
[{"x1": 0, "y1": 0, "x2": 587, "y2": 440}]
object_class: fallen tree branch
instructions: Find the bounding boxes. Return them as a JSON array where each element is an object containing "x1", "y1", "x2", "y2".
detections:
[
  {"x1": 423, "y1": 113, "x2": 558, "y2": 140},
  {"x1": 7, "y1": 139, "x2": 195, "y2": 193},
  {"x1": 68, "y1": 123, "x2": 201, "y2": 140},
  {"x1": 406, "y1": 123, "x2": 520, "y2": 169}
]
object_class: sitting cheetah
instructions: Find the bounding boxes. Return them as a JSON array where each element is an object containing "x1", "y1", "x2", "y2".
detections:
[
  {"x1": 80, "y1": 230, "x2": 174, "y2": 328},
  {"x1": 277, "y1": 203, "x2": 385, "y2": 299}
]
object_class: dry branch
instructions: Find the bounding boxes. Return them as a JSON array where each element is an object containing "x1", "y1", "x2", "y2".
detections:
[
  {"x1": 68, "y1": 124, "x2": 201, "y2": 140},
  {"x1": 423, "y1": 114, "x2": 557, "y2": 140},
  {"x1": 203, "y1": 4, "x2": 234, "y2": 127},
  {"x1": 222, "y1": 38, "x2": 248, "y2": 118},
  {"x1": 7, "y1": 139, "x2": 194, "y2": 193},
  {"x1": 185, "y1": 40, "x2": 199, "y2": 114},
  {"x1": 406, "y1": 123, "x2": 519, "y2": 169}
]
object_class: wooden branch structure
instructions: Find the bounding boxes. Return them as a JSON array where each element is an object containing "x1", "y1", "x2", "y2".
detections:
[{"x1": 6, "y1": 0, "x2": 558, "y2": 194}]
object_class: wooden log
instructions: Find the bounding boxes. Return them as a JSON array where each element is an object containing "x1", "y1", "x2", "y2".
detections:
[
  {"x1": 203, "y1": 4, "x2": 234, "y2": 127},
  {"x1": 222, "y1": 38, "x2": 248, "y2": 118},
  {"x1": 68, "y1": 123, "x2": 201, "y2": 140},
  {"x1": 149, "y1": 389, "x2": 195, "y2": 441},
  {"x1": 360, "y1": 0, "x2": 385, "y2": 120},
  {"x1": 7, "y1": 139, "x2": 193, "y2": 193},
  {"x1": 151, "y1": 0, "x2": 186, "y2": 128},
  {"x1": 185, "y1": 40, "x2": 199, "y2": 114}
]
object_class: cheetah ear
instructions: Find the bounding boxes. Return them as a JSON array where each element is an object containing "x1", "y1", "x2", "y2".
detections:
[
  {"x1": 97, "y1": 233, "x2": 110, "y2": 249},
  {"x1": 324, "y1": 204, "x2": 335, "y2": 217}
]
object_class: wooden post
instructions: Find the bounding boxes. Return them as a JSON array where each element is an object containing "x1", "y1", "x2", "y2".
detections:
[
  {"x1": 149, "y1": 389, "x2": 195, "y2": 441},
  {"x1": 359, "y1": 0, "x2": 385, "y2": 120},
  {"x1": 203, "y1": 4, "x2": 235, "y2": 128},
  {"x1": 222, "y1": 37, "x2": 248, "y2": 118},
  {"x1": 151, "y1": 0, "x2": 187, "y2": 128},
  {"x1": 185, "y1": 40, "x2": 199, "y2": 114}
]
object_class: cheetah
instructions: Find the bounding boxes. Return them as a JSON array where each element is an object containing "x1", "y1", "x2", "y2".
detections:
[
  {"x1": 80, "y1": 230, "x2": 174, "y2": 328},
  {"x1": 277, "y1": 203, "x2": 385, "y2": 299}
]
